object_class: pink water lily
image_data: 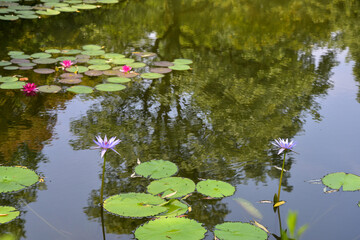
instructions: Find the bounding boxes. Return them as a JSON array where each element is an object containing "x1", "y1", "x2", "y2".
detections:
[
  {"x1": 120, "y1": 65, "x2": 132, "y2": 73},
  {"x1": 60, "y1": 60, "x2": 73, "y2": 69},
  {"x1": 22, "y1": 83, "x2": 38, "y2": 96}
]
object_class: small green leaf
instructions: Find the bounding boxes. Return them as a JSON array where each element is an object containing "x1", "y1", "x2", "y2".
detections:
[
  {"x1": 95, "y1": 83, "x2": 126, "y2": 92},
  {"x1": 196, "y1": 179, "x2": 235, "y2": 198},
  {"x1": 214, "y1": 222, "x2": 268, "y2": 240},
  {"x1": 147, "y1": 177, "x2": 195, "y2": 198},
  {"x1": 0, "y1": 206, "x2": 20, "y2": 224},
  {"x1": 135, "y1": 160, "x2": 178, "y2": 179},
  {"x1": 322, "y1": 172, "x2": 360, "y2": 191},
  {"x1": 0, "y1": 167, "x2": 39, "y2": 192}
]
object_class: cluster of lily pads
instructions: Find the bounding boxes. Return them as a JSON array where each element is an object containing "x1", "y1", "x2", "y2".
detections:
[
  {"x1": 0, "y1": 45, "x2": 193, "y2": 93},
  {"x1": 0, "y1": 0, "x2": 118, "y2": 21},
  {"x1": 102, "y1": 159, "x2": 269, "y2": 240},
  {"x1": 0, "y1": 166, "x2": 39, "y2": 224}
]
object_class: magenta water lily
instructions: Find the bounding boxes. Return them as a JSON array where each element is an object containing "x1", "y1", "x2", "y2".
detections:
[
  {"x1": 120, "y1": 65, "x2": 132, "y2": 73},
  {"x1": 22, "y1": 83, "x2": 38, "y2": 96},
  {"x1": 60, "y1": 60, "x2": 73, "y2": 69},
  {"x1": 93, "y1": 135, "x2": 121, "y2": 158},
  {"x1": 272, "y1": 138, "x2": 296, "y2": 155}
]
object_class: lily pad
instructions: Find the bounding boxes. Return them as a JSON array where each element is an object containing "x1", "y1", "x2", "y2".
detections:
[
  {"x1": 88, "y1": 64, "x2": 111, "y2": 71},
  {"x1": 0, "y1": 15, "x2": 19, "y2": 21},
  {"x1": 8, "y1": 51, "x2": 24, "y2": 56},
  {"x1": 32, "y1": 58, "x2": 58, "y2": 64},
  {"x1": 31, "y1": 53, "x2": 52, "y2": 59},
  {"x1": 72, "y1": 4, "x2": 97, "y2": 9},
  {"x1": 0, "y1": 82, "x2": 25, "y2": 89},
  {"x1": 147, "y1": 177, "x2": 195, "y2": 198},
  {"x1": 103, "y1": 70, "x2": 121, "y2": 76},
  {"x1": 87, "y1": 59, "x2": 107, "y2": 65},
  {"x1": 36, "y1": 9, "x2": 60, "y2": 15},
  {"x1": 66, "y1": 85, "x2": 93, "y2": 94},
  {"x1": 19, "y1": 66, "x2": 33, "y2": 70},
  {"x1": 322, "y1": 172, "x2": 360, "y2": 191},
  {"x1": 96, "y1": 0, "x2": 118, "y2": 3},
  {"x1": 103, "y1": 53, "x2": 125, "y2": 59},
  {"x1": 62, "y1": 49, "x2": 82, "y2": 55},
  {"x1": 66, "y1": 66, "x2": 88, "y2": 73},
  {"x1": 116, "y1": 72, "x2": 138, "y2": 78},
  {"x1": 84, "y1": 70, "x2": 103, "y2": 76},
  {"x1": 95, "y1": 83, "x2": 126, "y2": 92},
  {"x1": 0, "y1": 76, "x2": 18, "y2": 82},
  {"x1": 140, "y1": 73, "x2": 164, "y2": 79},
  {"x1": 11, "y1": 54, "x2": 31, "y2": 59},
  {"x1": 82, "y1": 44, "x2": 102, "y2": 51},
  {"x1": 156, "y1": 199, "x2": 188, "y2": 218},
  {"x1": 196, "y1": 180, "x2": 235, "y2": 198},
  {"x1": 153, "y1": 61, "x2": 174, "y2": 67},
  {"x1": 60, "y1": 73, "x2": 83, "y2": 78},
  {"x1": 173, "y1": 59, "x2": 193, "y2": 65},
  {"x1": 0, "y1": 166, "x2": 39, "y2": 192},
  {"x1": 44, "y1": 2, "x2": 69, "y2": 7},
  {"x1": 18, "y1": 14, "x2": 38, "y2": 19},
  {"x1": 134, "y1": 52, "x2": 157, "y2": 58},
  {"x1": 103, "y1": 193, "x2": 167, "y2": 217},
  {"x1": 38, "y1": 85, "x2": 61, "y2": 93},
  {"x1": 54, "y1": 6, "x2": 78, "y2": 12},
  {"x1": 169, "y1": 64, "x2": 191, "y2": 71},
  {"x1": 112, "y1": 58, "x2": 135, "y2": 65},
  {"x1": 106, "y1": 77, "x2": 130, "y2": 83},
  {"x1": 34, "y1": 68, "x2": 55, "y2": 74},
  {"x1": 56, "y1": 56, "x2": 76, "y2": 61},
  {"x1": 11, "y1": 59, "x2": 29, "y2": 64},
  {"x1": 135, "y1": 160, "x2": 178, "y2": 179},
  {"x1": 214, "y1": 222, "x2": 268, "y2": 240},
  {"x1": 59, "y1": 78, "x2": 81, "y2": 84},
  {"x1": 4, "y1": 66, "x2": 19, "y2": 70},
  {"x1": 19, "y1": 62, "x2": 36, "y2": 67},
  {"x1": 135, "y1": 217, "x2": 206, "y2": 240},
  {"x1": 128, "y1": 62, "x2": 146, "y2": 68},
  {"x1": 0, "y1": 206, "x2": 20, "y2": 224},
  {"x1": 0, "y1": 61, "x2": 12, "y2": 66},
  {"x1": 45, "y1": 49, "x2": 61, "y2": 54},
  {"x1": 81, "y1": 50, "x2": 105, "y2": 56},
  {"x1": 150, "y1": 68, "x2": 172, "y2": 74}
]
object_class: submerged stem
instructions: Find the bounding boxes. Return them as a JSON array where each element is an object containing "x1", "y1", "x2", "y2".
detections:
[
  {"x1": 277, "y1": 152, "x2": 286, "y2": 201},
  {"x1": 100, "y1": 155, "x2": 106, "y2": 206}
]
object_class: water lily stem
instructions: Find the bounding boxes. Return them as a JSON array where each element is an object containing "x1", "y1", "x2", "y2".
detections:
[
  {"x1": 100, "y1": 155, "x2": 106, "y2": 206},
  {"x1": 277, "y1": 152, "x2": 286, "y2": 201}
]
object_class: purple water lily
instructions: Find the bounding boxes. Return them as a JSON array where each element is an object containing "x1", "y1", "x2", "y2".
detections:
[
  {"x1": 272, "y1": 138, "x2": 296, "y2": 155},
  {"x1": 93, "y1": 135, "x2": 121, "y2": 158}
]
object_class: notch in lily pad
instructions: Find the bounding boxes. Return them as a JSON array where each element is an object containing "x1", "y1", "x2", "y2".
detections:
[
  {"x1": 321, "y1": 172, "x2": 360, "y2": 191},
  {"x1": 214, "y1": 222, "x2": 268, "y2": 240},
  {"x1": 147, "y1": 177, "x2": 195, "y2": 198},
  {"x1": 196, "y1": 179, "x2": 235, "y2": 198},
  {"x1": 0, "y1": 166, "x2": 39, "y2": 193},
  {"x1": 135, "y1": 217, "x2": 206, "y2": 240},
  {"x1": 135, "y1": 160, "x2": 178, "y2": 179}
]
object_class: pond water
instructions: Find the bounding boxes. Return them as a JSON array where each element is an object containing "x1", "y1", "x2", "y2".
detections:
[{"x1": 0, "y1": 0, "x2": 360, "y2": 239}]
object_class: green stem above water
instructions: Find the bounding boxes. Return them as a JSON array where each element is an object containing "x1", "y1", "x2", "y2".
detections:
[
  {"x1": 100, "y1": 155, "x2": 106, "y2": 206},
  {"x1": 277, "y1": 152, "x2": 286, "y2": 201}
]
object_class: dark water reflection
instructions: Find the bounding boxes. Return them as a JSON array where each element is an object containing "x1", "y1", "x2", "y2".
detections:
[{"x1": 0, "y1": 0, "x2": 360, "y2": 239}]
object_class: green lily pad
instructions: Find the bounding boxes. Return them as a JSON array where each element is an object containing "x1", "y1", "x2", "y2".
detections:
[
  {"x1": 38, "y1": 85, "x2": 61, "y2": 93},
  {"x1": 81, "y1": 50, "x2": 105, "y2": 56},
  {"x1": 0, "y1": 82, "x2": 25, "y2": 89},
  {"x1": 36, "y1": 9, "x2": 60, "y2": 15},
  {"x1": 0, "y1": 15, "x2": 19, "y2": 21},
  {"x1": 112, "y1": 58, "x2": 135, "y2": 65},
  {"x1": 134, "y1": 52, "x2": 157, "y2": 58},
  {"x1": 18, "y1": 14, "x2": 38, "y2": 19},
  {"x1": 135, "y1": 160, "x2": 178, "y2": 179},
  {"x1": 72, "y1": 4, "x2": 97, "y2": 9},
  {"x1": 0, "y1": 9, "x2": 11, "y2": 14},
  {"x1": 103, "y1": 193, "x2": 167, "y2": 217},
  {"x1": 66, "y1": 66, "x2": 88, "y2": 73},
  {"x1": 128, "y1": 62, "x2": 146, "y2": 68},
  {"x1": 150, "y1": 68, "x2": 172, "y2": 74},
  {"x1": 153, "y1": 61, "x2": 174, "y2": 67},
  {"x1": 45, "y1": 49, "x2": 61, "y2": 54},
  {"x1": 0, "y1": 166, "x2": 39, "y2": 192},
  {"x1": 8, "y1": 51, "x2": 24, "y2": 56},
  {"x1": 135, "y1": 217, "x2": 206, "y2": 240},
  {"x1": 140, "y1": 73, "x2": 164, "y2": 79},
  {"x1": 59, "y1": 78, "x2": 81, "y2": 84},
  {"x1": 54, "y1": 6, "x2": 78, "y2": 12},
  {"x1": 82, "y1": 44, "x2": 102, "y2": 51},
  {"x1": 116, "y1": 72, "x2": 138, "y2": 78},
  {"x1": 103, "y1": 53, "x2": 125, "y2": 59},
  {"x1": 322, "y1": 172, "x2": 360, "y2": 191},
  {"x1": 0, "y1": 206, "x2": 20, "y2": 224},
  {"x1": 33, "y1": 68, "x2": 55, "y2": 74},
  {"x1": 11, "y1": 54, "x2": 31, "y2": 59},
  {"x1": 0, "y1": 61, "x2": 12, "y2": 66},
  {"x1": 103, "y1": 70, "x2": 121, "y2": 76},
  {"x1": 196, "y1": 180, "x2": 235, "y2": 198},
  {"x1": 44, "y1": 2, "x2": 68, "y2": 7},
  {"x1": 11, "y1": 59, "x2": 29, "y2": 64},
  {"x1": 32, "y1": 58, "x2": 58, "y2": 64},
  {"x1": 4, "y1": 66, "x2": 19, "y2": 70},
  {"x1": 173, "y1": 59, "x2": 193, "y2": 65},
  {"x1": 96, "y1": 0, "x2": 118, "y2": 3},
  {"x1": 0, "y1": 76, "x2": 18, "y2": 82},
  {"x1": 9, "y1": 5, "x2": 32, "y2": 10},
  {"x1": 88, "y1": 64, "x2": 111, "y2": 71},
  {"x1": 16, "y1": 10, "x2": 36, "y2": 15},
  {"x1": 87, "y1": 59, "x2": 107, "y2": 65},
  {"x1": 106, "y1": 77, "x2": 130, "y2": 83},
  {"x1": 156, "y1": 199, "x2": 188, "y2": 218},
  {"x1": 95, "y1": 83, "x2": 126, "y2": 92},
  {"x1": 214, "y1": 222, "x2": 268, "y2": 240},
  {"x1": 62, "y1": 49, "x2": 82, "y2": 55},
  {"x1": 31, "y1": 53, "x2": 52, "y2": 59},
  {"x1": 66, "y1": 85, "x2": 93, "y2": 94},
  {"x1": 19, "y1": 66, "x2": 33, "y2": 70},
  {"x1": 56, "y1": 56, "x2": 76, "y2": 61},
  {"x1": 84, "y1": 70, "x2": 103, "y2": 76},
  {"x1": 60, "y1": 73, "x2": 83, "y2": 78},
  {"x1": 169, "y1": 64, "x2": 191, "y2": 71},
  {"x1": 147, "y1": 177, "x2": 195, "y2": 198}
]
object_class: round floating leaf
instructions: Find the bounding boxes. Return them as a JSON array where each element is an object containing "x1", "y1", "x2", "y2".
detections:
[
  {"x1": 84, "y1": 70, "x2": 102, "y2": 76},
  {"x1": 18, "y1": 14, "x2": 38, "y2": 19},
  {"x1": 135, "y1": 217, "x2": 206, "y2": 240},
  {"x1": 33, "y1": 58, "x2": 58, "y2": 64},
  {"x1": 0, "y1": 206, "x2": 20, "y2": 224},
  {"x1": 31, "y1": 53, "x2": 52, "y2": 59},
  {"x1": 153, "y1": 61, "x2": 174, "y2": 67},
  {"x1": 88, "y1": 64, "x2": 111, "y2": 71},
  {"x1": 135, "y1": 160, "x2": 178, "y2": 179},
  {"x1": 0, "y1": 61, "x2": 12, "y2": 66},
  {"x1": 36, "y1": 9, "x2": 60, "y2": 15},
  {"x1": 11, "y1": 58, "x2": 29, "y2": 64},
  {"x1": 134, "y1": 52, "x2": 157, "y2": 58},
  {"x1": 16, "y1": 10, "x2": 36, "y2": 15},
  {"x1": 116, "y1": 72, "x2": 138, "y2": 78},
  {"x1": 150, "y1": 68, "x2": 172, "y2": 74},
  {"x1": 8, "y1": 51, "x2": 24, "y2": 56},
  {"x1": 56, "y1": 56, "x2": 76, "y2": 61},
  {"x1": 169, "y1": 64, "x2": 191, "y2": 71},
  {"x1": 66, "y1": 85, "x2": 93, "y2": 94},
  {"x1": 9, "y1": 5, "x2": 32, "y2": 10},
  {"x1": 81, "y1": 50, "x2": 105, "y2": 56},
  {"x1": 72, "y1": 4, "x2": 97, "y2": 9},
  {"x1": 141, "y1": 73, "x2": 164, "y2": 79},
  {"x1": 82, "y1": 44, "x2": 102, "y2": 51},
  {"x1": 76, "y1": 54, "x2": 90, "y2": 59},
  {"x1": 44, "y1": 2, "x2": 68, "y2": 7},
  {"x1": 45, "y1": 49, "x2": 61, "y2": 54},
  {"x1": 128, "y1": 62, "x2": 146, "y2": 68},
  {"x1": 103, "y1": 53, "x2": 125, "y2": 59},
  {"x1": 196, "y1": 180, "x2": 235, "y2": 198},
  {"x1": 0, "y1": 9, "x2": 11, "y2": 14},
  {"x1": 96, "y1": 0, "x2": 118, "y2": 3},
  {"x1": 322, "y1": 172, "x2": 360, "y2": 191},
  {"x1": 104, "y1": 193, "x2": 167, "y2": 217},
  {"x1": 19, "y1": 66, "x2": 33, "y2": 70},
  {"x1": 54, "y1": 6, "x2": 78, "y2": 12},
  {"x1": 0, "y1": 76, "x2": 17, "y2": 82},
  {"x1": 0, "y1": 82, "x2": 25, "y2": 89},
  {"x1": 60, "y1": 73, "x2": 83, "y2": 78},
  {"x1": 66, "y1": 66, "x2": 88, "y2": 73},
  {"x1": 156, "y1": 199, "x2": 188, "y2": 218},
  {"x1": 147, "y1": 177, "x2": 195, "y2": 198},
  {"x1": 103, "y1": 70, "x2": 120, "y2": 76},
  {"x1": 0, "y1": 167, "x2": 39, "y2": 193},
  {"x1": 214, "y1": 222, "x2": 268, "y2": 240},
  {"x1": 62, "y1": 49, "x2": 82, "y2": 55},
  {"x1": 19, "y1": 63, "x2": 36, "y2": 67},
  {"x1": 12, "y1": 54, "x2": 31, "y2": 59},
  {"x1": 59, "y1": 78, "x2": 81, "y2": 84},
  {"x1": 173, "y1": 59, "x2": 193, "y2": 65},
  {"x1": 112, "y1": 58, "x2": 134, "y2": 65},
  {"x1": 38, "y1": 85, "x2": 61, "y2": 93},
  {"x1": 4, "y1": 66, "x2": 19, "y2": 70},
  {"x1": 0, "y1": 15, "x2": 19, "y2": 21},
  {"x1": 95, "y1": 83, "x2": 126, "y2": 92},
  {"x1": 33, "y1": 68, "x2": 55, "y2": 74},
  {"x1": 106, "y1": 77, "x2": 130, "y2": 83},
  {"x1": 87, "y1": 58, "x2": 107, "y2": 65}
]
